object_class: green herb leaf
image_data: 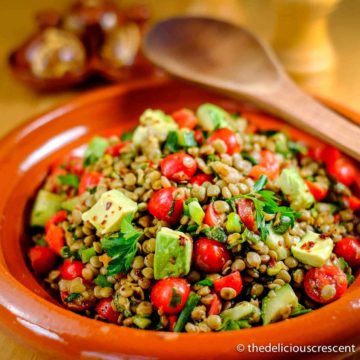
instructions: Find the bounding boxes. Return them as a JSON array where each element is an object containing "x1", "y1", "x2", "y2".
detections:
[
  {"x1": 64, "y1": 293, "x2": 81, "y2": 303},
  {"x1": 253, "y1": 175, "x2": 268, "y2": 192},
  {"x1": 121, "y1": 131, "x2": 133, "y2": 141},
  {"x1": 164, "y1": 131, "x2": 180, "y2": 153},
  {"x1": 94, "y1": 274, "x2": 112, "y2": 288},
  {"x1": 58, "y1": 174, "x2": 80, "y2": 189},
  {"x1": 103, "y1": 217, "x2": 143, "y2": 276},
  {"x1": 84, "y1": 136, "x2": 109, "y2": 167},
  {"x1": 347, "y1": 274, "x2": 355, "y2": 286},
  {"x1": 241, "y1": 152, "x2": 258, "y2": 165},
  {"x1": 169, "y1": 288, "x2": 183, "y2": 308},
  {"x1": 195, "y1": 279, "x2": 214, "y2": 287},
  {"x1": 202, "y1": 226, "x2": 227, "y2": 242}
]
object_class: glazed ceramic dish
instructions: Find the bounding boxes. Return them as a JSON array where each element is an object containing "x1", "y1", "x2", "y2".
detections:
[{"x1": 0, "y1": 78, "x2": 359, "y2": 359}]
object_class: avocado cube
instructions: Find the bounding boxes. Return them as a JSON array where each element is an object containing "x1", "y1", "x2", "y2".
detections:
[
  {"x1": 291, "y1": 231, "x2": 334, "y2": 267},
  {"x1": 31, "y1": 190, "x2": 63, "y2": 227},
  {"x1": 265, "y1": 225, "x2": 289, "y2": 260},
  {"x1": 133, "y1": 109, "x2": 178, "y2": 145},
  {"x1": 276, "y1": 168, "x2": 314, "y2": 210},
  {"x1": 82, "y1": 190, "x2": 137, "y2": 235},
  {"x1": 154, "y1": 227, "x2": 193, "y2": 280}
]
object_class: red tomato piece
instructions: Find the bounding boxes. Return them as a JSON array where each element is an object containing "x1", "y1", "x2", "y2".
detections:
[
  {"x1": 105, "y1": 141, "x2": 130, "y2": 157},
  {"x1": 249, "y1": 150, "x2": 279, "y2": 180},
  {"x1": 237, "y1": 198, "x2": 257, "y2": 232},
  {"x1": 95, "y1": 298, "x2": 120, "y2": 323},
  {"x1": 308, "y1": 147, "x2": 324, "y2": 162},
  {"x1": 193, "y1": 238, "x2": 231, "y2": 273},
  {"x1": 335, "y1": 237, "x2": 360, "y2": 268},
  {"x1": 208, "y1": 293, "x2": 222, "y2": 315},
  {"x1": 45, "y1": 224, "x2": 65, "y2": 255},
  {"x1": 207, "y1": 128, "x2": 241, "y2": 155},
  {"x1": 333, "y1": 213, "x2": 341, "y2": 224},
  {"x1": 213, "y1": 271, "x2": 243, "y2": 296},
  {"x1": 190, "y1": 173, "x2": 213, "y2": 186},
  {"x1": 322, "y1": 146, "x2": 341, "y2": 167},
  {"x1": 343, "y1": 196, "x2": 360, "y2": 212},
  {"x1": 60, "y1": 291, "x2": 95, "y2": 311},
  {"x1": 60, "y1": 259, "x2": 85, "y2": 280},
  {"x1": 79, "y1": 171, "x2": 104, "y2": 195},
  {"x1": 194, "y1": 129, "x2": 204, "y2": 144},
  {"x1": 305, "y1": 180, "x2": 328, "y2": 202},
  {"x1": 151, "y1": 278, "x2": 190, "y2": 315},
  {"x1": 304, "y1": 265, "x2": 348, "y2": 304},
  {"x1": 65, "y1": 156, "x2": 84, "y2": 176},
  {"x1": 168, "y1": 315, "x2": 178, "y2": 332},
  {"x1": 204, "y1": 202, "x2": 225, "y2": 227},
  {"x1": 171, "y1": 108, "x2": 197, "y2": 129},
  {"x1": 45, "y1": 210, "x2": 68, "y2": 233},
  {"x1": 148, "y1": 187, "x2": 184, "y2": 224},
  {"x1": 29, "y1": 246, "x2": 56, "y2": 276},
  {"x1": 160, "y1": 153, "x2": 197, "y2": 182},
  {"x1": 327, "y1": 158, "x2": 355, "y2": 186}
]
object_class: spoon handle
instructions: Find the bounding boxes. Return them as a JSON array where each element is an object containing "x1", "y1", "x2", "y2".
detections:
[{"x1": 244, "y1": 79, "x2": 360, "y2": 161}]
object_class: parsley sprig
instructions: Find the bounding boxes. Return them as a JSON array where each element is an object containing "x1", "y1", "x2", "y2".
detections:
[
  {"x1": 102, "y1": 216, "x2": 143, "y2": 276},
  {"x1": 232, "y1": 175, "x2": 300, "y2": 240}
]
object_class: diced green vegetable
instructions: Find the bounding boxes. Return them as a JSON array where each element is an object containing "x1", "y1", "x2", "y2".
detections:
[
  {"x1": 202, "y1": 226, "x2": 227, "y2": 243},
  {"x1": 173, "y1": 293, "x2": 201, "y2": 332},
  {"x1": 58, "y1": 174, "x2": 79, "y2": 188},
  {"x1": 262, "y1": 284, "x2": 298, "y2": 325},
  {"x1": 133, "y1": 316, "x2": 151, "y2": 329},
  {"x1": 272, "y1": 215, "x2": 291, "y2": 234},
  {"x1": 79, "y1": 247, "x2": 96, "y2": 263},
  {"x1": 196, "y1": 103, "x2": 231, "y2": 131},
  {"x1": 177, "y1": 129, "x2": 197, "y2": 147},
  {"x1": 290, "y1": 304, "x2": 312, "y2": 317},
  {"x1": 84, "y1": 136, "x2": 109, "y2": 166},
  {"x1": 226, "y1": 212, "x2": 242, "y2": 232},
  {"x1": 61, "y1": 196, "x2": 80, "y2": 212},
  {"x1": 265, "y1": 225, "x2": 289, "y2": 260},
  {"x1": 195, "y1": 278, "x2": 214, "y2": 287},
  {"x1": 94, "y1": 274, "x2": 112, "y2": 288},
  {"x1": 30, "y1": 190, "x2": 63, "y2": 227},
  {"x1": 188, "y1": 200, "x2": 205, "y2": 225},
  {"x1": 266, "y1": 261, "x2": 287, "y2": 276},
  {"x1": 154, "y1": 227, "x2": 192, "y2": 280},
  {"x1": 221, "y1": 302, "x2": 260, "y2": 322}
]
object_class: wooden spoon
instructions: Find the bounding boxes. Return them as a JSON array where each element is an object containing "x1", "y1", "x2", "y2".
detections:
[{"x1": 143, "y1": 17, "x2": 360, "y2": 161}]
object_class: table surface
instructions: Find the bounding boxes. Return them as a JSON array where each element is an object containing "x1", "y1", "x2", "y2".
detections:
[{"x1": 0, "y1": 0, "x2": 360, "y2": 359}]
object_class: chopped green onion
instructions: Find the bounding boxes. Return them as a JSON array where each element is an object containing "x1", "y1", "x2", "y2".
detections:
[{"x1": 173, "y1": 293, "x2": 201, "y2": 332}]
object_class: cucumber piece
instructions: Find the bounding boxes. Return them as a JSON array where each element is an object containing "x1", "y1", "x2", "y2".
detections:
[
  {"x1": 261, "y1": 284, "x2": 298, "y2": 325},
  {"x1": 30, "y1": 190, "x2": 63, "y2": 227},
  {"x1": 79, "y1": 247, "x2": 96, "y2": 263},
  {"x1": 265, "y1": 225, "x2": 289, "y2": 260},
  {"x1": 177, "y1": 129, "x2": 197, "y2": 147},
  {"x1": 221, "y1": 302, "x2": 260, "y2": 322},
  {"x1": 133, "y1": 316, "x2": 151, "y2": 329},
  {"x1": 188, "y1": 200, "x2": 205, "y2": 225},
  {"x1": 266, "y1": 261, "x2": 287, "y2": 276},
  {"x1": 226, "y1": 212, "x2": 241, "y2": 233},
  {"x1": 196, "y1": 103, "x2": 231, "y2": 131},
  {"x1": 61, "y1": 196, "x2": 80, "y2": 212}
]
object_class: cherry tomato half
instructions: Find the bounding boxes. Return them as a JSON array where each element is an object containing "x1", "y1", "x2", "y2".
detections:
[
  {"x1": 79, "y1": 171, "x2": 104, "y2": 195},
  {"x1": 305, "y1": 180, "x2": 328, "y2": 202},
  {"x1": 171, "y1": 108, "x2": 197, "y2": 129},
  {"x1": 190, "y1": 173, "x2": 213, "y2": 186},
  {"x1": 304, "y1": 265, "x2": 348, "y2": 304},
  {"x1": 151, "y1": 278, "x2": 190, "y2": 315},
  {"x1": 95, "y1": 298, "x2": 120, "y2": 323},
  {"x1": 45, "y1": 210, "x2": 68, "y2": 233},
  {"x1": 335, "y1": 237, "x2": 360, "y2": 268},
  {"x1": 343, "y1": 196, "x2": 360, "y2": 212},
  {"x1": 207, "y1": 128, "x2": 241, "y2": 155},
  {"x1": 105, "y1": 141, "x2": 131, "y2": 157},
  {"x1": 29, "y1": 246, "x2": 56, "y2": 276},
  {"x1": 60, "y1": 259, "x2": 85, "y2": 280},
  {"x1": 237, "y1": 198, "x2": 257, "y2": 232},
  {"x1": 208, "y1": 292, "x2": 222, "y2": 315},
  {"x1": 213, "y1": 271, "x2": 243, "y2": 296},
  {"x1": 327, "y1": 158, "x2": 355, "y2": 186},
  {"x1": 148, "y1": 187, "x2": 184, "y2": 224},
  {"x1": 45, "y1": 224, "x2": 65, "y2": 255},
  {"x1": 204, "y1": 202, "x2": 225, "y2": 227},
  {"x1": 160, "y1": 153, "x2": 197, "y2": 182},
  {"x1": 249, "y1": 150, "x2": 279, "y2": 180},
  {"x1": 193, "y1": 238, "x2": 231, "y2": 273}
]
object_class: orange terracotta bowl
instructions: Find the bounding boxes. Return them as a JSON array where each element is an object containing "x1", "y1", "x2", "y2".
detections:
[{"x1": 0, "y1": 77, "x2": 359, "y2": 360}]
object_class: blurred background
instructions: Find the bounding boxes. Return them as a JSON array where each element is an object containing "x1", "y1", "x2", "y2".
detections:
[{"x1": 0, "y1": 0, "x2": 360, "y2": 358}]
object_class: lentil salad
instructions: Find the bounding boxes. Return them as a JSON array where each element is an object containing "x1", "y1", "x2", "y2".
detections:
[{"x1": 28, "y1": 104, "x2": 360, "y2": 332}]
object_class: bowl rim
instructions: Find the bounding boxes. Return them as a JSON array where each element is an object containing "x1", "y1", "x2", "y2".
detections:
[{"x1": 0, "y1": 77, "x2": 359, "y2": 359}]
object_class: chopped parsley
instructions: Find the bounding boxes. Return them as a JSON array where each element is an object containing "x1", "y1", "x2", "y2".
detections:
[
  {"x1": 102, "y1": 216, "x2": 143, "y2": 276},
  {"x1": 64, "y1": 293, "x2": 81, "y2": 303},
  {"x1": 94, "y1": 274, "x2": 112, "y2": 288},
  {"x1": 232, "y1": 175, "x2": 300, "y2": 240},
  {"x1": 195, "y1": 278, "x2": 214, "y2": 287},
  {"x1": 121, "y1": 131, "x2": 133, "y2": 141},
  {"x1": 84, "y1": 136, "x2": 109, "y2": 166},
  {"x1": 202, "y1": 226, "x2": 227, "y2": 243},
  {"x1": 164, "y1": 131, "x2": 180, "y2": 153},
  {"x1": 58, "y1": 174, "x2": 79, "y2": 189}
]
